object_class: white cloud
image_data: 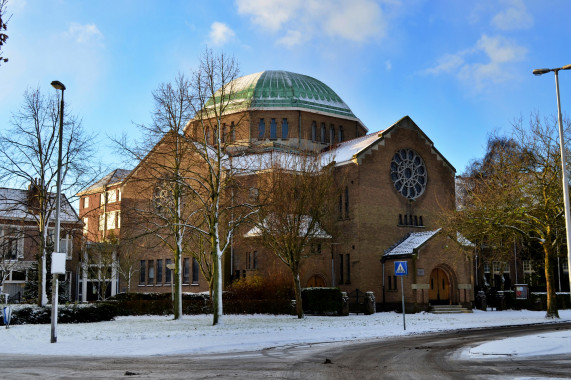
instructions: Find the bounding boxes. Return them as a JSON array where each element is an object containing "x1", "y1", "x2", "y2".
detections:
[
  {"x1": 209, "y1": 22, "x2": 236, "y2": 46},
  {"x1": 66, "y1": 23, "x2": 104, "y2": 45},
  {"x1": 425, "y1": 35, "x2": 527, "y2": 90},
  {"x1": 491, "y1": 0, "x2": 533, "y2": 31},
  {"x1": 235, "y1": 0, "x2": 388, "y2": 47}
]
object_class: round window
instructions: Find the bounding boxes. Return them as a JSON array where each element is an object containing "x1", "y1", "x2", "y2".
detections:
[{"x1": 390, "y1": 149, "x2": 427, "y2": 199}]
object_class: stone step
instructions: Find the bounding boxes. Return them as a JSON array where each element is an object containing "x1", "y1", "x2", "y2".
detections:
[{"x1": 430, "y1": 305, "x2": 473, "y2": 314}]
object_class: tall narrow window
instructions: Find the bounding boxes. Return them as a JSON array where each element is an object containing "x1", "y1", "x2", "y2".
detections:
[
  {"x1": 398, "y1": 214, "x2": 402, "y2": 225},
  {"x1": 165, "y1": 259, "x2": 172, "y2": 283},
  {"x1": 270, "y1": 118, "x2": 277, "y2": 139},
  {"x1": 338, "y1": 194, "x2": 343, "y2": 219},
  {"x1": 339, "y1": 254, "x2": 344, "y2": 285},
  {"x1": 192, "y1": 258, "x2": 199, "y2": 284},
  {"x1": 99, "y1": 214, "x2": 105, "y2": 231},
  {"x1": 338, "y1": 126, "x2": 344, "y2": 143},
  {"x1": 282, "y1": 118, "x2": 289, "y2": 139},
  {"x1": 346, "y1": 254, "x2": 351, "y2": 284},
  {"x1": 83, "y1": 217, "x2": 89, "y2": 234},
  {"x1": 419, "y1": 216, "x2": 423, "y2": 226},
  {"x1": 253, "y1": 251, "x2": 258, "y2": 269},
  {"x1": 156, "y1": 259, "x2": 163, "y2": 284},
  {"x1": 330, "y1": 125, "x2": 335, "y2": 144},
  {"x1": 83, "y1": 197, "x2": 89, "y2": 208},
  {"x1": 231, "y1": 121, "x2": 236, "y2": 142},
  {"x1": 148, "y1": 260, "x2": 154, "y2": 285},
  {"x1": 139, "y1": 260, "x2": 146, "y2": 285},
  {"x1": 205, "y1": 129, "x2": 210, "y2": 144},
  {"x1": 258, "y1": 118, "x2": 265, "y2": 139},
  {"x1": 311, "y1": 121, "x2": 317, "y2": 142},
  {"x1": 221, "y1": 123, "x2": 226, "y2": 143},
  {"x1": 344, "y1": 186, "x2": 349, "y2": 218},
  {"x1": 100, "y1": 193, "x2": 105, "y2": 206},
  {"x1": 183, "y1": 258, "x2": 190, "y2": 284},
  {"x1": 320, "y1": 123, "x2": 326, "y2": 143}
]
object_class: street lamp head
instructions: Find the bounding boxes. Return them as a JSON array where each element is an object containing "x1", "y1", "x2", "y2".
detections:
[
  {"x1": 50, "y1": 80, "x2": 66, "y2": 91},
  {"x1": 533, "y1": 68, "x2": 552, "y2": 76},
  {"x1": 562, "y1": 64, "x2": 571, "y2": 71}
]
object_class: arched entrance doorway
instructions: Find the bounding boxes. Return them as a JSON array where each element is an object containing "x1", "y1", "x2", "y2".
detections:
[
  {"x1": 306, "y1": 274, "x2": 326, "y2": 287},
  {"x1": 429, "y1": 268, "x2": 450, "y2": 304}
]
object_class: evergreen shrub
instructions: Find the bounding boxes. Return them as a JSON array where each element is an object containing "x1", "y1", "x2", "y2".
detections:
[{"x1": 301, "y1": 287, "x2": 343, "y2": 315}]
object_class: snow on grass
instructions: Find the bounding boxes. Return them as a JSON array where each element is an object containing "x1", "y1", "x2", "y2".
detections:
[{"x1": 0, "y1": 310, "x2": 570, "y2": 357}]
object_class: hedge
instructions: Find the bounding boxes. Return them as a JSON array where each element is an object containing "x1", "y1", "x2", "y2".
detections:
[
  {"x1": 301, "y1": 287, "x2": 343, "y2": 315},
  {"x1": 5, "y1": 303, "x2": 117, "y2": 325}
]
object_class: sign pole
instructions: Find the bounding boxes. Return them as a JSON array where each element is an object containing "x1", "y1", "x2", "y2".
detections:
[{"x1": 401, "y1": 276, "x2": 406, "y2": 330}]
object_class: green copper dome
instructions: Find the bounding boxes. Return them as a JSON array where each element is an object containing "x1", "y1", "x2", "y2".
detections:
[{"x1": 213, "y1": 70, "x2": 359, "y2": 120}]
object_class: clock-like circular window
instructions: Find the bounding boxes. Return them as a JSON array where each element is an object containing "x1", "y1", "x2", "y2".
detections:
[{"x1": 390, "y1": 149, "x2": 427, "y2": 199}]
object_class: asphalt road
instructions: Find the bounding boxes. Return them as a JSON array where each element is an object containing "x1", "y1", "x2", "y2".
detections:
[{"x1": 2, "y1": 322, "x2": 570, "y2": 379}]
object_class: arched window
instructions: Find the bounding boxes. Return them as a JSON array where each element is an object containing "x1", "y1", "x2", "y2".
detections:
[
  {"x1": 344, "y1": 186, "x2": 349, "y2": 218},
  {"x1": 282, "y1": 118, "x2": 289, "y2": 139},
  {"x1": 258, "y1": 118, "x2": 265, "y2": 139},
  {"x1": 330, "y1": 125, "x2": 335, "y2": 144},
  {"x1": 311, "y1": 121, "x2": 317, "y2": 142},
  {"x1": 321, "y1": 123, "x2": 326, "y2": 143},
  {"x1": 270, "y1": 118, "x2": 277, "y2": 139}
]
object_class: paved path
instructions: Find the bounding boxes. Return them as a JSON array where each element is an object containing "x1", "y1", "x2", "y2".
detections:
[{"x1": 2, "y1": 322, "x2": 570, "y2": 379}]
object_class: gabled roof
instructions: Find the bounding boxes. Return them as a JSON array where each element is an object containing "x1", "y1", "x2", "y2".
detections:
[
  {"x1": 384, "y1": 229, "x2": 441, "y2": 257},
  {"x1": 323, "y1": 116, "x2": 456, "y2": 172},
  {"x1": 244, "y1": 215, "x2": 332, "y2": 239},
  {"x1": 79, "y1": 169, "x2": 131, "y2": 195},
  {"x1": 0, "y1": 188, "x2": 80, "y2": 223}
]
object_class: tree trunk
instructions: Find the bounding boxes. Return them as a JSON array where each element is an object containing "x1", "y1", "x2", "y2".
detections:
[
  {"x1": 212, "y1": 246, "x2": 223, "y2": 325},
  {"x1": 293, "y1": 271, "x2": 304, "y2": 319},
  {"x1": 173, "y1": 251, "x2": 182, "y2": 320},
  {"x1": 544, "y1": 245, "x2": 559, "y2": 318}
]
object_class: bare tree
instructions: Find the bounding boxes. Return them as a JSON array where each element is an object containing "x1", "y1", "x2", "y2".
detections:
[
  {"x1": 0, "y1": 87, "x2": 97, "y2": 306},
  {"x1": 447, "y1": 115, "x2": 569, "y2": 318},
  {"x1": 249, "y1": 152, "x2": 335, "y2": 318},
  {"x1": 0, "y1": 0, "x2": 9, "y2": 65}
]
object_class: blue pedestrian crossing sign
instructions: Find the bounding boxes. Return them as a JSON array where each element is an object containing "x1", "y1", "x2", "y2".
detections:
[{"x1": 394, "y1": 261, "x2": 408, "y2": 276}]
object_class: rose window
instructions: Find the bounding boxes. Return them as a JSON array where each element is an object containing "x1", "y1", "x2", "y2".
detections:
[{"x1": 390, "y1": 149, "x2": 427, "y2": 199}]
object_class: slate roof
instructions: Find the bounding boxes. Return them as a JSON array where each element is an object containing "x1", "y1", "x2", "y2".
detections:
[
  {"x1": 0, "y1": 188, "x2": 80, "y2": 223},
  {"x1": 384, "y1": 229, "x2": 441, "y2": 257},
  {"x1": 80, "y1": 169, "x2": 131, "y2": 195}
]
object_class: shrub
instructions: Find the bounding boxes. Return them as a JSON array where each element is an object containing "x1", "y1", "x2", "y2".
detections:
[
  {"x1": 301, "y1": 287, "x2": 343, "y2": 315},
  {"x1": 7, "y1": 303, "x2": 117, "y2": 325}
]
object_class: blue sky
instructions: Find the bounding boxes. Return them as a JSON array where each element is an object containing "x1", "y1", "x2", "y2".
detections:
[{"x1": 1, "y1": 0, "x2": 570, "y2": 173}]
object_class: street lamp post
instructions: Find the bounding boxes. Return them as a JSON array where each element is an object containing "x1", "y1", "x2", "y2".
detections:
[
  {"x1": 533, "y1": 64, "x2": 571, "y2": 300},
  {"x1": 50, "y1": 80, "x2": 65, "y2": 343}
]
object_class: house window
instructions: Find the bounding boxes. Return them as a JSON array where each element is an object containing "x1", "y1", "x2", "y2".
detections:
[
  {"x1": 107, "y1": 190, "x2": 117, "y2": 203},
  {"x1": 1, "y1": 227, "x2": 23, "y2": 260},
  {"x1": 338, "y1": 126, "x2": 344, "y2": 143},
  {"x1": 249, "y1": 187, "x2": 259, "y2": 201},
  {"x1": 339, "y1": 254, "x2": 344, "y2": 285},
  {"x1": 258, "y1": 118, "x2": 265, "y2": 139},
  {"x1": 156, "y1": 259, "x2": 163, "y2": 284},
  {"x1": 282, "y1": 118, "x2": 289, "y2": 139},
  {"x1": 419, "y1": 216, "x2": 423, "y2": 226},
  {"x1": 118, "y1": 189, "x2": 122, "y2": 201},
  {"x1": 311, "y1": 121, "x2": 317, "y2": 142},
  {"x1": 344, "y1": 186, "x2": 349, "y2": 218},
  {"x1": 139, "y1": 260, "x2": 146, "y2": 285},
  {"x1": 522, "y1": 260, "x2": 533, "y2": 274},
  {"x1": 398, "y1": 214, "x2": 403, "y2": 225},
  {"x1": 320, "y1": 123, "x2": 326, "y2": 143},
  {"x1": 183, "y1": 258, "x2": 190, "y2": 284},
  {"x1": 99, "y1": 215, "x2": 105, "y2": 231},
  {"x1": 83, "y1": 197, "x2": 89, "y2": 209},
  {"x1": 270, "y1": 118, "x2": 277, "y2": 139},
  {"x1": 100, "y1": 193, "x2": 105, "y2": 206},
  {"x1": 106, "y1": 212, "x2": 116, "y2": 230},
  {"x1": 345, "y1": 254, "x2": 351, "y2": 284},
  {"x1": 253, "y1": 250, "x2": 258, "y2": 269},
  {"x1": 205, "y1": 128, "x2": 211, "y2": 143},
  {"x1": 117, "y1": 211, "x2": 121, "y2": 229},
  {"x1": 192, "y1": 258, "x2": 199, "y2": 284},
  {"x1": 148, "y1": 260, "x2": 155, "y2": 285},
  {"x1": 165, "y1": 259, "x2": 172, "y2": 283},
  {"x1": 83, "y1": 217, "x2": 89, "y2": 234},
  {"x1": 231, "y1": 121, "x2": 236, "y2": 142},
  {"x1": 221, "y1": 124, "x2": 226, "y2": 143},
  {"x1": 338, "y1": 194, "x2": 343, "y2": 220},
  {"x1": 59, "y1": 232, "x2": 73, "y2": 260},
  {"x1": 330, "y1": 125, "x2": 335, "y2": 144}
]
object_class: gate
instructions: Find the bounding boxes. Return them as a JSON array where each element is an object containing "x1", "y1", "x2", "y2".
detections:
[{"x1": 347, "y1": 288, "x2": 366, "y2": 314}]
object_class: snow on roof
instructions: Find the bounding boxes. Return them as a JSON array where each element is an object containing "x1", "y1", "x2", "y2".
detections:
[
  {"x1": 232, "y1": 151, "x2": 333, "y2": 174},
  {"x1": 0, "y1": 188, "x2": 79, "y2": 223},
  {"x1": 321, "y1": 131, "x2": 383, "y2": 166},
  {"x1": 244, "y1": 215, "x2": 332, "y2": 239},
  {"x1": 81, "y1": 169, "x2": 131, "y2": 195},
  {"x1": 384, "y1": 229, "x2": 441, "y2": 257}
]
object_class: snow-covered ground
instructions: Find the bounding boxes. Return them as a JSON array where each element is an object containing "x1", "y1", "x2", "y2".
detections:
[{"x1": 0, "y1": 309, "x2": 569, "y2": 357}]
